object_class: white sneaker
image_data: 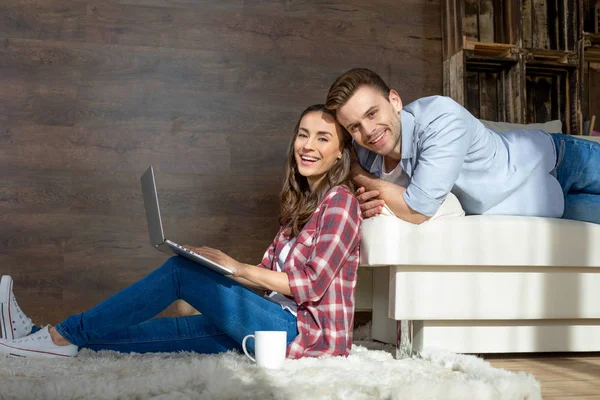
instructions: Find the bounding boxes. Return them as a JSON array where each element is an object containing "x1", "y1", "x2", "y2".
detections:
[
  {"x1": 0, "y1": 275, "x2": 33, "y2": 340},
  {"x1": 0, "y1": 325, "x2": 78, "y2": 358}
]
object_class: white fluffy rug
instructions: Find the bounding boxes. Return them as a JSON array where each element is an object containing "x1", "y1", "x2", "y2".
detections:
[{"x1": 0, "y1": 326, "x2": 540, "y2": 400}]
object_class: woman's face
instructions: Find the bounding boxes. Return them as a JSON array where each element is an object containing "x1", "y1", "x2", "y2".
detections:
[{"x1": 294, "y1": 111, "x2": 344, "y2": 190}]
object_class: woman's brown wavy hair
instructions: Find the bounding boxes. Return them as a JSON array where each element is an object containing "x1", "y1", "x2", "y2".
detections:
[{"x1": 279, "y1": 104, "x2": 355, "y2": 237}]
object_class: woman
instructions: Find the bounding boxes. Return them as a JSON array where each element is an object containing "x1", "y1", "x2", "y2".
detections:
[{"x1": 0, "y1": 104, "x2": 361, "y2": 360}]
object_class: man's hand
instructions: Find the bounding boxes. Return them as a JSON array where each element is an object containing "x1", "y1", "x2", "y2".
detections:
[
  {"x1": 182, "y1": 245, "x2": 246, "y2": 277},
  {"x1": 356, "y1": 187, "x2": 385, "y2": 219}
]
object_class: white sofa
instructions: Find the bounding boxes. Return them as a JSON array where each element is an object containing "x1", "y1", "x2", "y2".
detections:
[
  {"x1": 360, "y1": 213, "x2": 600, "y2": 359},
  {"x1": 358, "y1": 133, "x2": 600, "y2": 358}
]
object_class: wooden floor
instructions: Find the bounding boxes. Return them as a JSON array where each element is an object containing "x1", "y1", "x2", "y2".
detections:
[{"x1": 486, "y1": 353, "x2": 600, "y2": 399}]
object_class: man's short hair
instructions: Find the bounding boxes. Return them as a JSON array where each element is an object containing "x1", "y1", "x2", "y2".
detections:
[{"x1": 325, "y1": 68, "x2": 391, "y2": 112}]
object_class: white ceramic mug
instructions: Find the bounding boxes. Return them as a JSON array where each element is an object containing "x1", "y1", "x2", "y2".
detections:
[{"x1": 242, "y1": 331, "x2": 287, "y2": 369}]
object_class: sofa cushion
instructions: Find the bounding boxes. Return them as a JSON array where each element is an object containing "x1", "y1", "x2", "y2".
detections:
[
  {"x1": 360, "y1": 215, "x2": 600, "y2": 267},
  {"x1": 571, "y1": 135, "x2": 600, "y2": 144},
  {"x1": 481, "y1": 119, "x2": 562, "y2": 133}
]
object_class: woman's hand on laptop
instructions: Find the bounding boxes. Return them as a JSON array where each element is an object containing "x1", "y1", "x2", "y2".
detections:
[
  {"x1": 182, "y1": 245, "x2": 244, "y2": 276},
  {"x1": 182, "y1": 245, "x2": 288, "y2": 294}
]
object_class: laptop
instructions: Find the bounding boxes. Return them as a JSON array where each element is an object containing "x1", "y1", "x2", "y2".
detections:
[{"x1": 140, "y1": 166, "x2": 233, "y2": 276}]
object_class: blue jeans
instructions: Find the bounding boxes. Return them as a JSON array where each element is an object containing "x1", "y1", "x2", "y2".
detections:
[
  {"x1": 551, "y1": 134, "x2": 600, "y2": 224},
  {"x1": 50, "y1": 257, "x2": 298, "y2": 354}
]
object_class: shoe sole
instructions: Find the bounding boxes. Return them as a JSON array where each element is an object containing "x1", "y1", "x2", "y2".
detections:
[
  {"x1": 0, "y1": 276, "x2": 13, "y2": 340},
  {"x1": 0, "y1": 341, "x2": 76, "y2": 359}
]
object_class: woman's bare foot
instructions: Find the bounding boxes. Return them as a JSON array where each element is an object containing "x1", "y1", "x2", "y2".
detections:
[{"x1": 49, "y1": 326, "x2": 73, "y2": 346}]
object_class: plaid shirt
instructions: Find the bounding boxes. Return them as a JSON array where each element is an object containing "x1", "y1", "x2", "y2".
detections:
[{"x1": 259, "y1": 186, "x2": 361, "y2": 359}]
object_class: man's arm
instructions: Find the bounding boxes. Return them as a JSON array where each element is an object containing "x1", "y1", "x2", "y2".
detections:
[
  {"x1": 354, "y1": 98, "x2": 475, "y2": 222},
  {"x1": 351, "y1": 162, "x2": 430, "y2": 224}
]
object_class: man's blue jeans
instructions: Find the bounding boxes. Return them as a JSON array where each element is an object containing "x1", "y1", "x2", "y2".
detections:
[
  {"x1": 52, "y1": 257, "x2": 298, "y2": 354},
  {"x1": 551, "y1": 134, "x2": 600, "y2": 224}
]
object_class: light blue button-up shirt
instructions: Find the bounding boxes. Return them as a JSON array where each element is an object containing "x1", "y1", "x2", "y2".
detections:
[{"x1": 355, "y1": 96, "x2": 564, "y2": 217}]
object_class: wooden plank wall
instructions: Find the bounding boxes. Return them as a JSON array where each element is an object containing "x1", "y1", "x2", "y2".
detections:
[
  {"x1": 454, "y1": 0, "x2": 521, "y2": 122},
  {"x1": 443, "y1": 52, "x2": 465, "y2": 105},
  {"x1": 523, "y1": 0, "x2": 578, "y2": 50},
  {"x1": 443, "y1": 0, "x2": 464, "y2": 60},
  {"x1": 461, "y1": 0, "x2": 520, "y2": 45},
  {"x1": 463, "y1": 0, "x2": 494, "y2": 42},
  {"x1": 464, "y1": 68, "x2": 505, "y2": 121},
  {"x1": 584, "y1": 62, "x2": 600, "y2": 131},
  {"x1": 525, "y1": 72, "x2": 561, "y2": 123},
  {"x1": 463, "y1": 0, "x2": 479, "y2": 41},
  {"x1": 583, "y1": 0, "x2": 596, "y2": 32},
  {"x1": 0, "y1": 0, "x2": 442, "y2": 325}
]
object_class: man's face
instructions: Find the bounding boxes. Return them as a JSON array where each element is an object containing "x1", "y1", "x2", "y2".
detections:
[{"x1": 336, "y1": 85, "x2": 403, "y2": 157}]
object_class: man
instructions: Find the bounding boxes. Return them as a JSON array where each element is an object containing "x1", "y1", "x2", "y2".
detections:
[{"x1": 325, "y1": 68, "x2": 600, "y2": 224}]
